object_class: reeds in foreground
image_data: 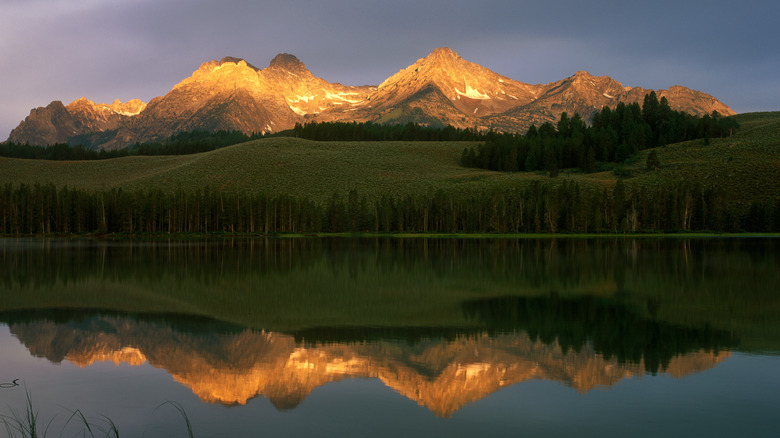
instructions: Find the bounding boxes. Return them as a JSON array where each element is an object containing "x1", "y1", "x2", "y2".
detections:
[{"x1": 1, "y1": 388, "x2": 193, "y2": 438}]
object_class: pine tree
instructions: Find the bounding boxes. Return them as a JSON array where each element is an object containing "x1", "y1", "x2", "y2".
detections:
[{"x1": 584, "y1": 146, "x2": 596, "y2": 173}]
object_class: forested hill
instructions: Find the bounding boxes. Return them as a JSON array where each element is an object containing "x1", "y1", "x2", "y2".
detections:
[{"x1": 460, "y1": 92, "x2": 739, "y2": 173}]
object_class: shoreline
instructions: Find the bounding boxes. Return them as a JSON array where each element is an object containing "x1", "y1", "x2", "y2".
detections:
[{"x1": 2, "y1": 232, "x2": 779, "y2": 240}]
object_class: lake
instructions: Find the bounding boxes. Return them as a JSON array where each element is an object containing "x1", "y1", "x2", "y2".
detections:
[{"x1": 1, "y1": 237, "x2": 779, "y2": 437}]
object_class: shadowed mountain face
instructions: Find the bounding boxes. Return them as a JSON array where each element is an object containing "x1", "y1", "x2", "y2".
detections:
[
  {"x1": 4, "y1": 306, "x2": 733, "y2": 417},
  {"x1": 6, "y1": 98, "x2": 146, "y2": 147},
  {"x1": 6, "y1": 48, "x2": 734, "y2": 148}
]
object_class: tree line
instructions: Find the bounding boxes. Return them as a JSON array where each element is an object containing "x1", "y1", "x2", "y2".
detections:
[
  {"x1": 0, "y1": 121, "x2": 499, "y2": 162},
  {"x1": 0, "y1": 130, "x2": 265, "y2": 160},
  {"x1": 2, "y1": 182, "x2": 777, "y2": 236},
  {"x1": 0, "y1": 142, "x2": 130, "y2": 160},
  {"x1": 285, "y1": 121, "x2": 488, "y2": 142},
  {"x1": 460, "y1": 92, "x2": 740, "y2": 173},
  {"x1": 0, "y1": 122, "x2": 492, "y2": 161}
]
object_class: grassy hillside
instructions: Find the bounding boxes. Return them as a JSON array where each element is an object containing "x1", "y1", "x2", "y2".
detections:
[
  {"x1": 0, "y1": 112, "x2": 777, "y2": 205},
  {"x1": 0, "y1": 138, "x2": 610, "y2": 202},
  {"x1": 627, "y1": 111, "x2": 780, "y2": 207}
]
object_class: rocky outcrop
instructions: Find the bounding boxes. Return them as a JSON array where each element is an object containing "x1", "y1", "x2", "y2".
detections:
[
  {"x1": 6, "y1": 98, "x2": 146, "y2": 146},
  {"x1": 6, "y1": 101, "x2": 78, "y2": 146}
]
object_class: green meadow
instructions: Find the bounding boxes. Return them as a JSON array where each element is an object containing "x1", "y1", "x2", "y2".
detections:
[
  {"x1": 0, "y1": 138, "x2": 609, "y2": 203},
  {"x1": 627, "y1": 111, "x2": 780, "y2": 207}
]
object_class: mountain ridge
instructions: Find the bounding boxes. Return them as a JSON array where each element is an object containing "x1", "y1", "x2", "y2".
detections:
[{"x1": 5, "y1": 47, "x2": 735, "y2": 149}]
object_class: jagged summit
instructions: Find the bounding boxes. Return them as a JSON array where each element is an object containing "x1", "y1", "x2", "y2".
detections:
[
  {"x1": 571, "y1": 70, "x2": 595, "y2": 79},
  {"x1": 219, "y1": 56, "x2": 260, "y2": 71},
  {"x1": 6, "y1": 48, "x2": 735, "y2": 148},
  {"x1": 372, "y1": 46, "x2": 540, "y2": 119},
  {"x1": 431, "y1": 46, "x2": 456, "y2": 55},
  {"x1": 426, "y1": 46, "x2": 460, "y2": 60},
  {"x1": 268, "y1": 53, "x2": 307, "y2": 73},
  {"x1": 403, "y1": 47, "x2": 472, "y2": 73}
]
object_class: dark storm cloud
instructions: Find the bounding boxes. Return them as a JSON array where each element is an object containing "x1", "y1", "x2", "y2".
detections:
[{"x1": 1, "y1": 0, "x2": 778, "y2": 139}]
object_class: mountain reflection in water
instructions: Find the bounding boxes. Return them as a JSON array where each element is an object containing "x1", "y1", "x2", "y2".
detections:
[
  {"x1": 1, "y1": 237, "x2": 777, "y2": 420},
  {"x1": 4, "y1": 310, "x2": 733, "y2": 417}
]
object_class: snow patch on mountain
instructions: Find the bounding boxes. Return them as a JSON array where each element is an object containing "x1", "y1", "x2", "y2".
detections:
[
  {"x1": 325, "y1": 91, "x2": 362, "y2": 103},
  {"x1": 115, "y1": 109, "x2": 142, "y2": 116},
  {"x1": 455, "y1": 84, "x2": 490, "y2": 100}
]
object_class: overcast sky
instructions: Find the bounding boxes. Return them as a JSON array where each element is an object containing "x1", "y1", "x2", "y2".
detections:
[{"x1": 1, "y1": 0, "x2": 778, "y2": 140}]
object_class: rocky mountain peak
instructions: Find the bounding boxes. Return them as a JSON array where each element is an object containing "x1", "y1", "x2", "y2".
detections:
[
  {"x1": 572, "y1": 70, "x2": 594, "y2": 79},
  {"x1": 219, "y1": 57, "x2": 260, "y2": 71},
  {"x1": 414, "y1": 47, "x2": 467, "y2": 72},
  {"x1": 68, "y1": 97, "x2": 95, "y2": 108},
  {"x1": 557, "y1": 70, "x2": 626, "y2": 98},
  {"x1": 372, "y1": 46, "x2": 541, "y2": 122},
  {"x1": 269, "y1": 53, "x2": 307, "y2": 73},
  {"x1": 427, "y1": 47, "x2": 460, "y2": 60},
  {"x1": 379, "y1": 47, "x2": 481, "y2": 89}
]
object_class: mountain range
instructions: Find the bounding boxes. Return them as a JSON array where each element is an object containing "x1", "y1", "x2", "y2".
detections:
[{"x1": 6, "y1": 48, "x2": 735, "y2": 149}]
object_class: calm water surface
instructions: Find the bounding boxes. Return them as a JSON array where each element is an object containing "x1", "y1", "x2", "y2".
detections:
[{"x1": 0, "y1": 237, "x2": 778, "y2": 437}]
